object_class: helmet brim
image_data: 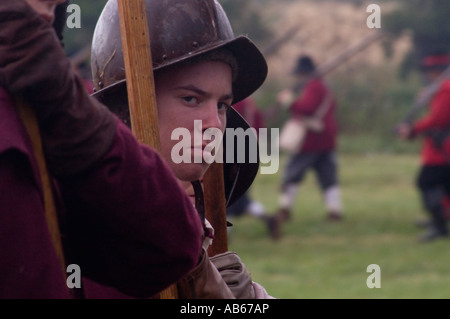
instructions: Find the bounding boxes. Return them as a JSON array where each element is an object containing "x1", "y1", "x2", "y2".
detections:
[
  {"x1": 223, "y1": 106, "x2": 260, "y2": 207},
  {"x1": 92, "y1": 35, "x2": 267, "y2": 106}
]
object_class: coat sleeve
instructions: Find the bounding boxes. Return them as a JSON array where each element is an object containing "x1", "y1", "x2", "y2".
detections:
[
  {"x1": 290, "y1": 80, "x2": 327, "y2": 117},
  {"x1": 60, "y1": 119, "x2": 203, "y2": 298},
  {"x1": 413, "y1": 83, "x2": 450, "y2": 135}
]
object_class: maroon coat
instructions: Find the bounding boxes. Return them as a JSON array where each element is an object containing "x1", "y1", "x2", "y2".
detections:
[
  {"x1": 290, "y1": 77, "x2": 338, "y2": 153},
  {"x1": 0, "y1": 87, "x2": 202, "y2": 299}
]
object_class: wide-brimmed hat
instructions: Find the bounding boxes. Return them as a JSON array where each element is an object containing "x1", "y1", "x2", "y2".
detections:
[
  {"x1": 420, "y1": 53, "x2": 450, "y2": 71},
  {"x1": 292, "y1": 55, "x2": 316, "y2": 75}
]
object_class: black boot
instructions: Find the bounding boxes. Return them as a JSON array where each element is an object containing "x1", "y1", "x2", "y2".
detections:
[
  {"x1": 265, "y1": 215, "x2": 282, "y2": 240},
  {"x1": 418, "y1": 189, "x2": 449, "y2": 242},
  {"x1": 418, "y1": 225, "x2": 448, "y2": 242}
]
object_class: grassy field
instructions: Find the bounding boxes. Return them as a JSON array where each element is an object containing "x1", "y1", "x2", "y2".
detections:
[{"x1": 227, "y1": 148, "x2": 450, "y2": 299}]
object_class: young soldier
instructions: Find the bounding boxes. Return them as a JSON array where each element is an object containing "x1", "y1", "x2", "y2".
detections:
[
  {"x1": 0, "y1": 0, "x2": 202, "y2": 298},
  {"x1": 90, "y1": 0, "x2": 274, "y2": 299}
]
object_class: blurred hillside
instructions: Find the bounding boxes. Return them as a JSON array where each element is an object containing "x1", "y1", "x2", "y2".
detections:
[{"x1": 254, "y1": 0, "x2": 411, "y2": 88}]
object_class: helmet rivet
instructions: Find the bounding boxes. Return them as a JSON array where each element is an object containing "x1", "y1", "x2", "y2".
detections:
[
  {"x1": 192, "y1": 41, "x2": 199, "y2": 48},
  {"x1": 162, "y1": 54, "x2": 167, "y2": 61},
  {"x1": 98, "y1": 81, "x2": 103, "y2": 88}
]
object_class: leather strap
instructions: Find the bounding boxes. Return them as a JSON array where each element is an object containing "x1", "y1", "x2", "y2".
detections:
[{"x1": 15, "y1": 97, "x2": 67, "y2": 279}]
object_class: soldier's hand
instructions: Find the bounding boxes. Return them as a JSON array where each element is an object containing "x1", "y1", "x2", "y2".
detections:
[
  {"x1": 177, "y1": 249, "x2": 235, "y2": 299},
  {"x1": 209, "y1": 251, "x2": 255, "y2": 299},
  {"x1": 396, "y1": 123, "x2": 414, "y2": 140},
  {"x1": 277, "y1": 89, "x2": 294, "y2": 106},
  {"x1": 0, "y1": 1, "x2": 116, "y2": 176},
  {"x1": 0, "y1": 1, "x2": 71, "y2": 106}
]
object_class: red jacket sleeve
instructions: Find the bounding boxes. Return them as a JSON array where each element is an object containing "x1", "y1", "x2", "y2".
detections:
[
  {"x1": 290, "y1": 79, "x2": 327, "y2": 117},
  {"x1": 60, "y1": 119, "x2": 203, "y2": 298},
  {"x1": 413, "y1": 80, "x2": 450, "y2": 135}
]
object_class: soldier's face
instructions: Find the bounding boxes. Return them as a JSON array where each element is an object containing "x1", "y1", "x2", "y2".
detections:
[
  {"x1": 25, "y1": 0, "x2": 66, "y2": 23},
  {"x1": 155, "y1": 60, "x2": 233, "y2": 184}
]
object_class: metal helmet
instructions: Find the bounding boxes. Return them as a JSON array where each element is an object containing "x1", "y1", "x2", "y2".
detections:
[{"x1": 90, "y1": 0, "x2": 268, "y2": 207}]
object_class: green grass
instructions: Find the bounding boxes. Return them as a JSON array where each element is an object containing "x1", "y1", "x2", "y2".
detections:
[{"x1": 227, "y1": 150, "x2": 450, "y2": 299}]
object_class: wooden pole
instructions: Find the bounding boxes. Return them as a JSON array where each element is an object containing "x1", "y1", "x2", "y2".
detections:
[
  {"x1": 317, "y1": 31, "x2": 386, "y2": 77},
  {"x1": 203, "y1": 162, "x2": 229, "y2": 256},
  {"x1": 117, "y1": 0, "x2": 176, "y2": 299},
  {"x1": 262, "y1": 24, "x2": 301, "y2": 58},
  {"x1": 264, "y1": 31, "x2": 386, "y2": 124},
  {"x1": 399, "y1": 64, "x2": 450, "y2": 124},
  {"x1": 117, "y1": 0, "x2": 160, "y2": 149}
]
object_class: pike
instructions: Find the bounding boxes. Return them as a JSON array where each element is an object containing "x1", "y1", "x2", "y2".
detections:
[
  {"x1": 293, "y1": 31, "x2": 386, "y2": 94},
  {"x1": 117, "y1": 0, "x2": 174, "y2": 298},
  {"x1": 263, "y1": 24, "x2": 301, "y2": 58},
  {"x1": 203, "y1": 161, "x2": 229, "y2": 256},
  {"x1": 398, "y1": 64, "x2": 450, "y2": 124},
  {"x1": 265, "y1": 31, "x2": 386, "y2": 122},
  {"x1": 394, "y1": 62, "x2": 450, "y2": 164},
  {"x1": 317, "y1": 31, "x2": 386, "y2": 77}
]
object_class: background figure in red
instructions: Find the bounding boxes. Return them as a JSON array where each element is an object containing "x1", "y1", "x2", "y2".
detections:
[
  {"x1": 397, "y1": 51, "x2": 450, "y2": 242},
  {"x1": 226, "y1": 97, "x2": 276, "y2": 236},
  {"x1": 272, "y1": 55, "x2": 343, "y2": 239}
]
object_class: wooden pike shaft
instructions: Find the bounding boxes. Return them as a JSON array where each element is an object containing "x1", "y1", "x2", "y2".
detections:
[
  {"x1": 318, "y1": 31, "x2": 386, "y2": 77},
  {"x1": 117, "y1": 0, "x2": 176, "y2": 299},
  {"x1": 203, "y1": 162, "x2": 229, "y2": 256},
  {"x1": 118, "y1": 0, "x2": 160, "y2": 149}
]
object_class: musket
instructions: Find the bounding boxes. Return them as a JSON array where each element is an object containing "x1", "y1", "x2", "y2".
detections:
[
  {"x1": 265, "y1": 31, "x2": 386, "y2": 122},
  {"x1": 117, "y1": 0, "x2": 175, "y2": 298},
  {"x1": 398, "y1": 64, "x2": 450, "y2": 125},
  {"x1": 263, "y1": 24, "x2": 301, "y2": 58},
  {"x1": 317, "y1": 31, "x2": 386, "y2": 77}
]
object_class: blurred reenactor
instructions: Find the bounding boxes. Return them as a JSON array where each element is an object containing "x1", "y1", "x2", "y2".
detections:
[
  {"x1": 271, "y1": 55, "x2": 343, "y2": 239},
  {"x1": 397, "y1": 51, "x2": 450, "y2": 242}
]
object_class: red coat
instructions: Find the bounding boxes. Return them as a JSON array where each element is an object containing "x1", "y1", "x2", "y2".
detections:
[
  {"x1": 413, "y1": 79, "x2": 450, "y2": 165},
  {"x1": 0, "y1": 88, "x2": 202, "y2": 298},
  {"x1": 289, "y1": 77, "x2": 338, "y2": 152}
]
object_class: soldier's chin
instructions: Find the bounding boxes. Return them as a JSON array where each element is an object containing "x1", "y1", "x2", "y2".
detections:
[{"x1": 172, "y1": 162, "x2": 210, "y2": 183}]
